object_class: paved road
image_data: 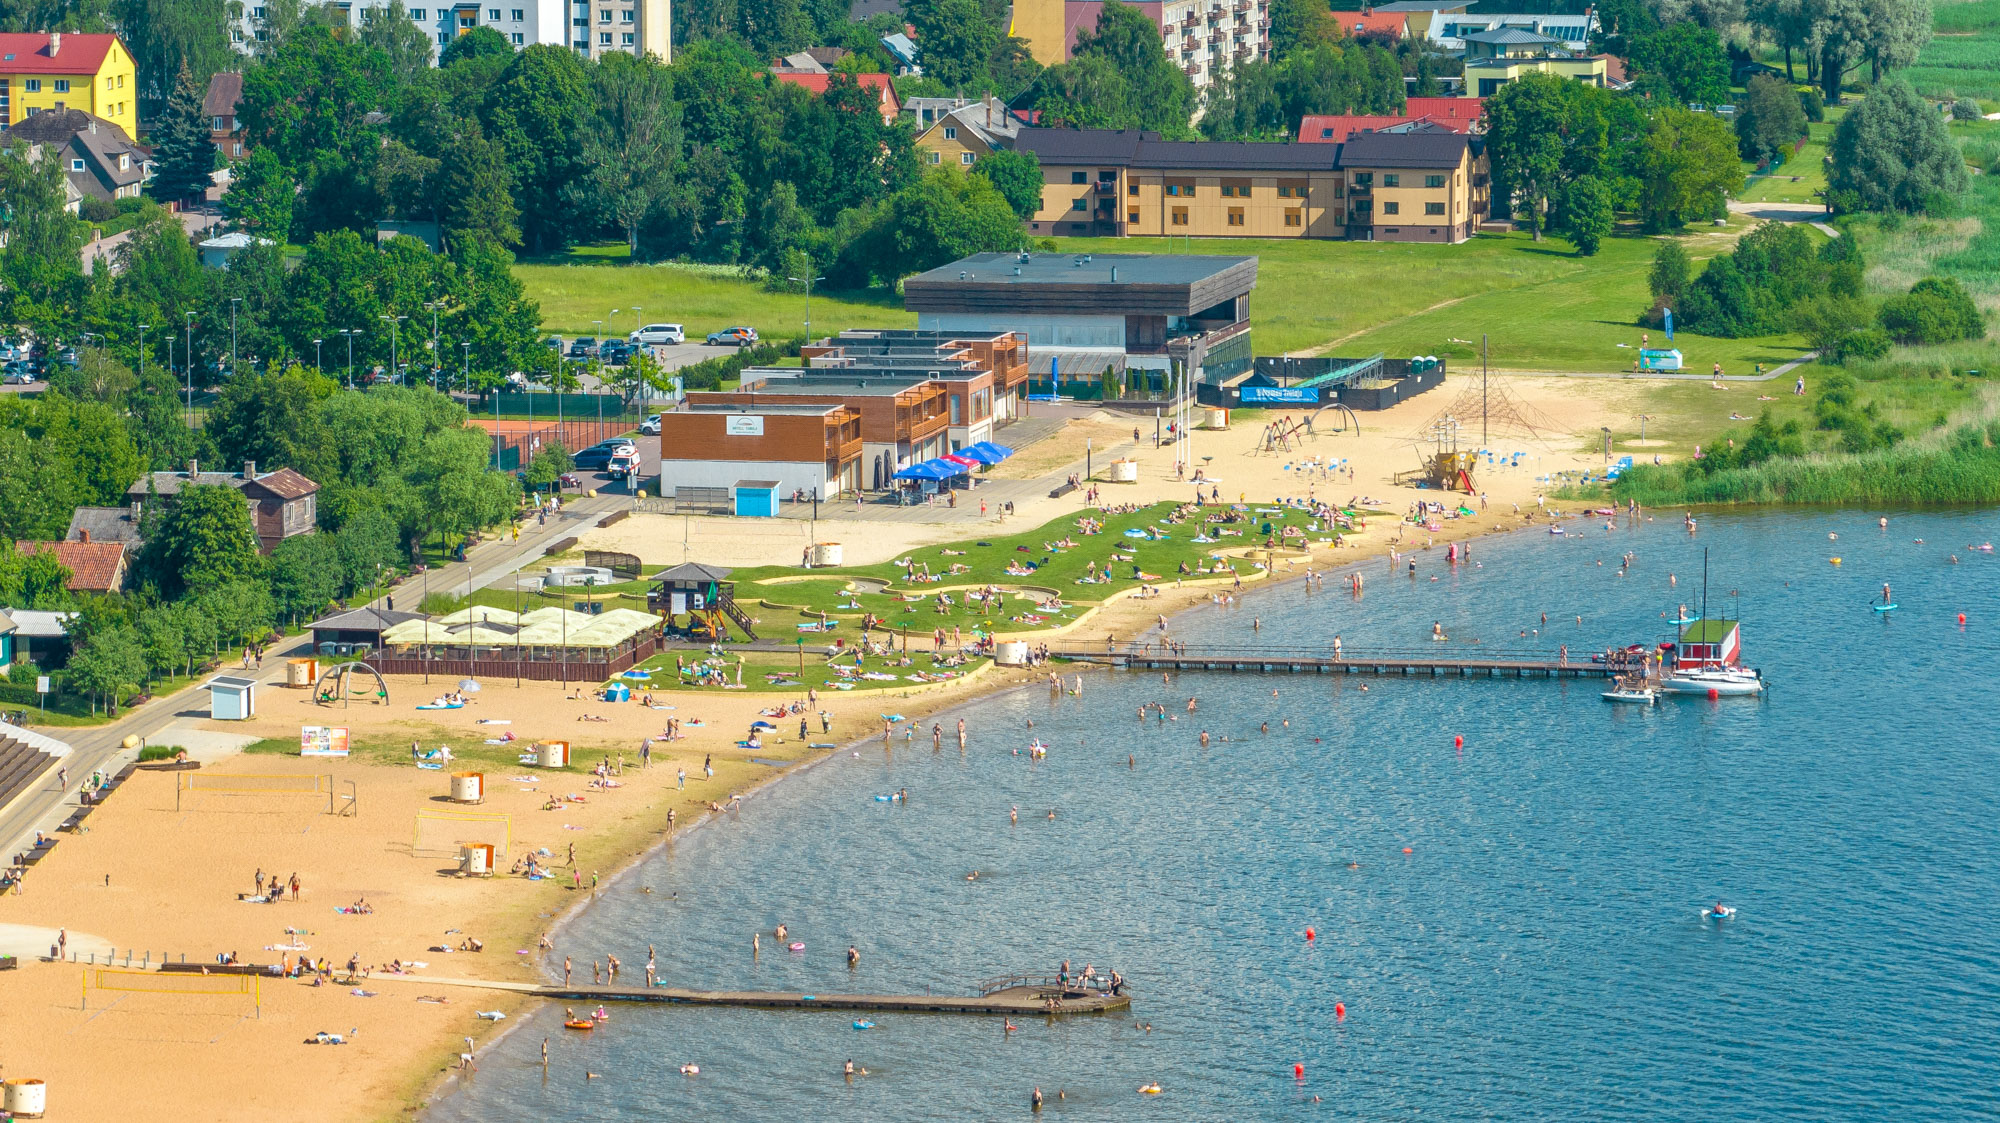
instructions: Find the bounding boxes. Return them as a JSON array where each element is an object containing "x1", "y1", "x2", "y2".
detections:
[{"x1": 0, "y1": 492, "x2": 624, "y2": 866}]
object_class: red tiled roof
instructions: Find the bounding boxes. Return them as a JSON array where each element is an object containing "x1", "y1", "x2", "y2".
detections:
[
  {"x1": 1341, "y1": 11, "x2": 1407, "y2": 37},
  {"x1": 14, "y1": 539, "x2": 126, "y2": 592},
  {"x1": 1405, "y1": 96, "x2": 1483, "y2": 122},
  {"x1": 770, "y1": 72, "x2": 902, "y2": 121},
  {"x1": 244, "y1": 466, "x2": 320, "y2": 500},
  {"x1": 204, "y1": 71, "x2": 243, "y2": 117},
  {"x1": 1297, "y1": 113, "x2": 1477, "y2": 143},
  {"x1": 0, "y1": 33, "x2": 120, "y2": 75}
]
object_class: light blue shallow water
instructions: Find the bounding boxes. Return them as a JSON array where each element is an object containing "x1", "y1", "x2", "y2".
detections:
[{"x1": 429, "y1": 509, "x2": 2000, "y2": 1120}]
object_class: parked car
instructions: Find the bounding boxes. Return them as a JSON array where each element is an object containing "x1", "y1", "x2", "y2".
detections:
[
  {"x1": 630, "y1": 323, "x2": 685, "y2": 345},
  {"x1": 542, "y1": 336, "x2": 564, "y2": 351},
  {"x1": 567, "y1": 336, "x2": 598, "y2": 358},
  {"x1": 572, "y1": 438, "x2": 637, "y2": 470},
  {"x1": 3, "y1": 368, "x2": 35, "y2": 385},
  {"x1": 706, "y1": 326, "x2": 758, "y2": 346},
  {"x1": 639, "y1": 414, "x2": 662, "y2": 435},
  {"x1": 598, "y1": 339, "x2": 633, "y2": 364}
]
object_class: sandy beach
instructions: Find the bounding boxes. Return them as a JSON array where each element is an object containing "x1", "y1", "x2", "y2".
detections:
[{"x1": 0, "y1": 371, "x2": 1634, "y2": 1122}]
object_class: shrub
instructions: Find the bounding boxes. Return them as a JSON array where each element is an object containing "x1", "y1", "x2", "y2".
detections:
[
  {"x1": 1837, "y1": 327, "x2": 1893, "y2": 362},
  {"x1": 1799, "y1": 86, "x2": 1825, "y2": 122},
  {"x1": 80, "y1": 196, "x2": 118, "y2": 223},
  {"x1": 1953, "y1": 97, "x2": 1983, "y2": 121},
  {"x1": 1878, "y1": 276, "x2": 1986, "y2": 344},
  {"x1": 137, "y1": 744, "x2": 186, "y2": 762}
]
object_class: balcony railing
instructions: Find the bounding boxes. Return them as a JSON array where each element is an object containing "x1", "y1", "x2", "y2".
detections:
[
  {"x1": 1184, "y1": 62, "x2": 1203, "y2": 75},
  {"x1": 1094, "y1": 180, "x2": 1119, "y2": 194}
]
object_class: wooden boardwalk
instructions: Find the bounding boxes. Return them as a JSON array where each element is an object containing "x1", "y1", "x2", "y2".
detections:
[
  {"x1": 534, "y1": 983, "x2": 1129, "y2": 1016},
  {"x1": 1056, "y1": 645, "x2": 1631, "y2": 680}
]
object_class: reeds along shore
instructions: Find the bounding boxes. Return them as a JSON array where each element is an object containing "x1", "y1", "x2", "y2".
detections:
[{"x1": 1606, "y1": 417, "x2": 2000, "y2": 507}]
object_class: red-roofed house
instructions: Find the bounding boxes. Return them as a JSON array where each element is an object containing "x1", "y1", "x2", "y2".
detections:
[
  {"x1": 0, "y1": 32, "x2": 137, "y2": 140},
  {"x1": 14, "y1": 537, "x2": 128, "y2": 594},
  {"x1": 1340, "y1": 11, "x2": 1408, "y2": 39},
  {"x1": 1405, "y1": 96, "x2": 1484, "y2": 125},
  {"x1": 770, "y1": 72, "x2": 902, "y2": 124},
  {"x1": 1297, "y1": 114, "x2": 1479, "y2": 143}
]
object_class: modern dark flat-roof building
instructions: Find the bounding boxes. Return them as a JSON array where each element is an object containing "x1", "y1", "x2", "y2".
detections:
[{"x1": 903, "y1": 251, "x2": 1256, "y2": 383}]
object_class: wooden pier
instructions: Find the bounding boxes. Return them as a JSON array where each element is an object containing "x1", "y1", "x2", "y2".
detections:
[
  {"x1": 534, "y1": 975, "x2": 1129, "y2": 1016},
  {"x1": 1053, "y1": 643, "x2": 1632, "y2": 681}
]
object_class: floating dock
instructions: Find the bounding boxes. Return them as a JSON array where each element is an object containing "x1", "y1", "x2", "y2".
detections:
[
  {"x1": 534, "y1": 981, "x2": 1129, "y2": 1016},
  {"x1": 1055, "y1": 644, "x2": 1632, "y2": 680}
]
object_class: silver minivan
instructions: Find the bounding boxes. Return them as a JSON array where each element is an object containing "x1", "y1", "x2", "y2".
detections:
[{"x1": 630, "y1": 323, "x2": 685, "y2": 345}]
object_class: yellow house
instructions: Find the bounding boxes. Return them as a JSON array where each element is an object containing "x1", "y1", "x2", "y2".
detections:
[
  {"x1": 0, "y1": 32, "x2": 137, "y2": 141},
  {"x1": 1462, "y1": 54, "x2": 1608, "y2": 98},
  {"x1": 912, "y1": 96, "x2": 1025, "y2": 171}
]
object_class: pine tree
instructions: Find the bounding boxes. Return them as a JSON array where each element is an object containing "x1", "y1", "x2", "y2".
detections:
[{"x1": 147, "y1": 63, "x2": 217, "y2": 204}]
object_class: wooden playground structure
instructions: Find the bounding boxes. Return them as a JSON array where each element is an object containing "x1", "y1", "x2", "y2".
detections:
[
  {"x1": 647, "y1": 562, "x2": 759, "y2": 641},
  {"x1": 1396, "y1": 418, "x2": 1478, "y2": 493}
]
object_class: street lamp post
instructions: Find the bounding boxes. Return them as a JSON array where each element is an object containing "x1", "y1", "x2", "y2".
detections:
[
  {"x1": 183, "y1": 313, "x2": 195, "y2": 418},
  {"x1": 229, "y1": 298, "x2": 240, "y2": 377},
  {"x1": 380, "y1": 314, "x2": 408, "y2": 384},
  {"x1": 788, "y1": 274, "x2": 826, "y2": 340},
  {"x1": 340, "y1": 329, "x2": 356, "y2": 389},
  {"x1": 424, "y1": 300, "x2": 443, "y2": 389},
  {"x1": 137, "y1": 323, "x2": 146, "y2": 387},
  {"x1": 313, "y1": 337, "x2": 323, "y2": 376}
]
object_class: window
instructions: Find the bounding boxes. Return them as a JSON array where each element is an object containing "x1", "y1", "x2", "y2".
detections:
[
  {"x1": 442, "y1": 31, "x2": 455, "y2": 42},
  {"x1": 1171, "y1": 207, "x2": 1189, "y2": 226},
  {"x1": 231, "y1": 142, "x2": 242, "y2": 156},
  {"x1": 1320, "y1": 127, "x2": 1333, "y2": 138},
  {"x1": 573, "y1": 17, "x2": 586, "y2": 24},
  {"x1": 69, "y1": 158, "x2": 83, "y2": 171},
  {"x1": 489, "y1": 7, "x2": 501, "y2": 19},
  {"x1": 599, "y1": 30, "x2": 611, "y2": 42},
  {"x1": 960, "y1": 152, "x2": 975, "y2": 165},
  {"x1": 943, "y1": 126, "x2": 956, "y2": 139},
  {"x1": 1383, "y1": 201, "x2": 1399, "y2": 215},
  {"x1": 1424, "y1": 174, "x2": 1445, "y2": 188},
  {"x1": 926, "y1": 151, "x2": 940, "y2": 164},
  {"x1": 1425, "y1": 201, "x2": 1445, "y2": 215},
  {"x1": 212, "y1": 115, "x2": 225, "y2": 129},
  {"x1": 513, "y1": 7, "x2": 525, "y2": 17},
  {"x1": 950, "y1": 395, "x2": 961, "y2": 424},
  {"x1": 621, "y1": 31, "x2": 633, "y2": 42},
  {"x1": 117, "y1": 153, "x2": 128, "y2": 170},
  {"x1": 1071, "y1": 171, "x2": 1086, "y2": 184},
  {"x1": 1284, "y1": 209, "x2": 1302, "y2": 227},
  {"x1": 411, "y1": 7, "x2": 425, "y2": 17},
  {"x1": 255, "y1": 3, "x2": 267, "y2": 13},
  {"x1": 1128, "y1": 183, "x2": 1138, "y2": 196},
  {"x1": 1352, "y1": 172, "x2": 1371, "y2": 187},
  {"x1": 23, "y1": 79, "x2": 38, "y2": 92},
  {"x1": 512, "y1": 31, "x2": 524, "y2": 43},
  {"x1": 54, "y1": 79, "x2": 68, "y2": 93},
  {"x1": 1382, "y1": 174, "x2": 1399, "y2": 187},
  {"x1": 599, "y1": 7, "x2": 610, "y2": 19},
  {"x1": 1072, "y1": 197, "x2": 1088, "y2": 211},
  {"x1": 1220, "y1": 185, "x2": 1234, "y2": 197},
  {"x1": 1069, "y1": 223, "x2": 1087, "y2": 232},
  {"x1": 620, "y1": 7, "x2": 633, "y2": 18},
  {"x1": 1227, "y1": 207, "x2": 1244, "y2": 226},
  {"x1": 1128, "y1": 210, "x2": 1139, "y2": 223}
]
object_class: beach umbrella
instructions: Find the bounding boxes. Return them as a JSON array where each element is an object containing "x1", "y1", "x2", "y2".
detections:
[
  {"x1": 955, "y1": 443, "x2": 1005, "y2": 465},
  {"x1": 750, "y1": 720, "x2": 777, "y2": 730},
  {"x1": 893, "y1": 460, "x2": 954, "y2": 481},
  {"x1": 458, "y1": 678, "x2": 482, "y2": 692},
  {"x1": 969, "y1": 441, "x2": 1014, "y2": 461}
]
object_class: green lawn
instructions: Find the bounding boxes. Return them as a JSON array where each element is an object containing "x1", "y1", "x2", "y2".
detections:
[
  {"x1": 1326, "y1": 226, "x2": 1812, "y2": 375},
  {"x1": 514, "y1": 248, "x2": 913, "y2": 338},
  {"x1": 1052, "y1": 227, "x2": 1811, "y2": 372},
  {"x1": 1740, "y1": 115, "x2": 1837, "y2": 205}
]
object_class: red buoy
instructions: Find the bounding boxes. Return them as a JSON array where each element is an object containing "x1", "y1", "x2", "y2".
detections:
[
  {"x1": 1305, "y1": 927, "x2": 1316, "y2": 941},
  {"x1": 1454, "y1": 734, "x2": 1463, "y2": 749},
  {"x1": 1402, "y1": 846, "x2": 1413, "y2": 854},
  {"x1": 1294, "y1": 1063, "x2": 1305, "y2": 1079},
  {"x1": 1960, "y1": 613, "x2": 1967, "y2": 626},
  {"x1": 1335, "y1": 1002, "x2": 1346, "y2": 1019},
  {"x1": 1708, "y1": 687, "x2": 1720, "y2": 700}
]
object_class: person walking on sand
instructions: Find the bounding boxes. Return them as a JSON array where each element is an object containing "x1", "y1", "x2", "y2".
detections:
[
  {"x1": 703, "y1": 754, "x2": 713, "y2": 781},
  {"x1": 677, "y1": 767, "x2": 685, "y2": 791},
  {"x1": 563, "y1": 957, "x2": 572, "y2": 986}
]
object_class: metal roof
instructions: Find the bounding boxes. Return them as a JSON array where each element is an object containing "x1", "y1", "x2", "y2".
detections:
[{"x1": 1336, "y1": 130, "x2": 1473, "y2": 169}]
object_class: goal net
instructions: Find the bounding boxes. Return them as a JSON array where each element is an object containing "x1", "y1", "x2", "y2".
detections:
[{"x1": 413, "y1": 810, "x2": 511, "y2": 858}]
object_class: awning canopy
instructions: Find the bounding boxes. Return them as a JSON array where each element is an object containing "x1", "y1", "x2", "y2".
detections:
[
  {"x1": 959, "y1": 441, "x2": 1012, "y2": 464},
  {"x1": 893, "y1": 460, "x2": 956, "y2": 481},
  {"x1": 938, "y1": 453, "x2": 980, "y2": 469}
]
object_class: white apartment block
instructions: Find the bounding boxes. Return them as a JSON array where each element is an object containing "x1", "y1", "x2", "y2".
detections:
[
  {"x1": 228, "y1": 0, "x2": 668, "y2": 63},
  {"x1": 1159, "y1": 0, "x2": 1270, "y2": 92}
]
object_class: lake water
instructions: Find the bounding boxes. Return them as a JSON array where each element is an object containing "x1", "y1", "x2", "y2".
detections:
[{"x1": 428, "y1": 508, "x2": 2000, "y2": 1121}]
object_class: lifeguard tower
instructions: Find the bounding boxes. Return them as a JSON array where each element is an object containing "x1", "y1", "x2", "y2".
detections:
[{"x1": 647, "y1": 562, "x2": 759, "y2": 641}]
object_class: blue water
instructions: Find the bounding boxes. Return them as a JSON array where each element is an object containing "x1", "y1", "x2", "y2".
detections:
[{"x1": 429, "y1": 509, "x2": 2000, "y2": 1120}]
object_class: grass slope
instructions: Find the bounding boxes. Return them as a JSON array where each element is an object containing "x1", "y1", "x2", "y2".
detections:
[{"x1": 516, "y1": 250, "x2": 913, "y2": 338}]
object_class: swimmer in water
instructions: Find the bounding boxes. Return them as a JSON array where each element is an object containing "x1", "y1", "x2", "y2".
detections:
[{"x1": 1010, "y1": 806, "x2": 1018, "y2": 824}]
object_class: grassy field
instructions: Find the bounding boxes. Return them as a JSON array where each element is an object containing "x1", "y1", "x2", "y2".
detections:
[
  {"x1": 1052, "y1": 226, "x2": 1810, "y2": 372},
  {"x1": 1911, "y1": 0, "x2": 2000, "y2": 102},
  {"x1": 1738, "y1": 108, "x2": 1843, "y2": 205},
  {"x1": 515, "y1": 248, "x2": 912, "y2": 337}
]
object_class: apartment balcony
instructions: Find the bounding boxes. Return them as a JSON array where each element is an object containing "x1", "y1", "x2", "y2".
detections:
[
  {"x1": 1180, "y1": 13, "x2": 1199, "y2": 28},
  {"x1": 827, "y1": 434, "x2": 863, "y2": 464},
  {"x1": 1256, "y1": 17, "x2": 1269, "y2": 28},
  {"x1": 1234, "y1": 42, "x2": 1252, "y2": 56},
  {"x1": 1233, "y1": 2, "x2": 1251, "y2": 13},
  {"x1": 1094, "y1": 180, "x2": 1119, "y2": 195},
  {"x1": 1233, "y1": 24, "x2": 1249, "y2": 36},
  {"x1": 1208, "y1": 30, "x2": 1223, "y2": 43},
  {"x1": 1184, "y1": 62, "x2": 1203, "y2": 76},
  {"x1": 1207, "y1": 7, "x2": 1225, "y2": 21}
]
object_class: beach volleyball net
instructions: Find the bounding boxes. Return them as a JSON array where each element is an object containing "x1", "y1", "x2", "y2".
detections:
[
  {"x1": 176, "y1": 771, "x2": 335, "y2": 813},
  {"x1": 413, "y1": 809, "x2": 511, "y2": 858},
  {"x1": 83, "y1": 968, "x2": 260, "y2": 1016}
]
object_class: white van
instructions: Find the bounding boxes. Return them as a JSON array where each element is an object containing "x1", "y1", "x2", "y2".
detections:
[{"x1": 630, "y1": 323, "x2": 685, "y2": 345}]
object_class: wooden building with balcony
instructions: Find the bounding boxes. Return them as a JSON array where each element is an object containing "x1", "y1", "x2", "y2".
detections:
[
  {"x1": 655, "y1": 400, "x2": 864, "y2": 501},
  {"x1": 693, "y1": 371, "x2": 952, "y2": 492},
  {"x1": 804, "y1": 328, "x2": 1029, "y2": 437}
]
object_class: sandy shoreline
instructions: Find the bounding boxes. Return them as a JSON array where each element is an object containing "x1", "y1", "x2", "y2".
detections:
[{"x1": 0, "y1": 375, "x2": 1625, "y2": 1122}]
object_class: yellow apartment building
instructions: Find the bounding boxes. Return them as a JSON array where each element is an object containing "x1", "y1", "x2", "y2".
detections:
[
  {"x1": 1018, "y1": 126, "x2": 1489, "y2": 243},
  {"x1": 0, "y1": 33, "x2": 137, "y2": 140},
  {"x1": 1461, "y1": 53, "x2": 1608, "y2": 98}
]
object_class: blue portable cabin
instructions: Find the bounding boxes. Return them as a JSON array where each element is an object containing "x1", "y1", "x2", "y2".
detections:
[
  {"x1": 733, "y1": 480, "x2": 781, "y2": 518},
  {"x1": 202, "y1": 675, "x2": 259, "y2": 720}
]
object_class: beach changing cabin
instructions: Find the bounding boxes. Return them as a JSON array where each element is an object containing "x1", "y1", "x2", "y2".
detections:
[{"x1": 202, "y1": 674, "x2": 259, "y2": 719}]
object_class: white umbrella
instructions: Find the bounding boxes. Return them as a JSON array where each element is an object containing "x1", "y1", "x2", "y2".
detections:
[{"x1": 458, "y1": 679, "x2": 482, "y2": 693}]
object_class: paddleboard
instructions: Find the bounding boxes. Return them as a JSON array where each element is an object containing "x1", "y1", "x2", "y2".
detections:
[{"x1": 1874, "y1": 603, "x2": 1898, "y2": 612}]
